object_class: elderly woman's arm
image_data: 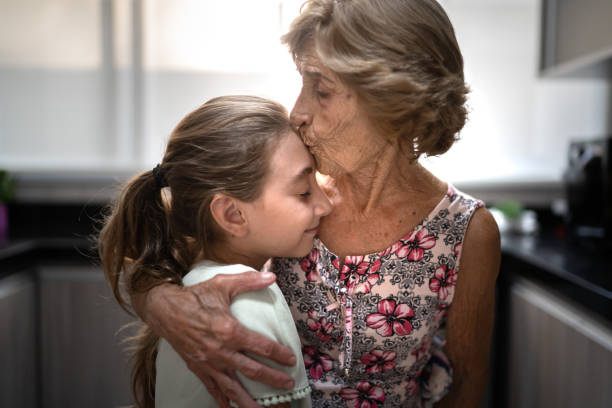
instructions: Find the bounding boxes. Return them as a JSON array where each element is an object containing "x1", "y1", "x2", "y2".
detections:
[
  {"x1": 436, "y1": 208, "x2": 501, "y2": 408},
  {"x1": 131, "y1": 271, "x2": 297, "y2": 408}
]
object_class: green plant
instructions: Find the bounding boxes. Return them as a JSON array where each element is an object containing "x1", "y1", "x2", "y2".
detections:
[
  {"x1": 492, "y1": 200, "x2": 524, "y2": 220},
  {"x1": 0, "y1": 170, "x2": 16, "y2": 203}
]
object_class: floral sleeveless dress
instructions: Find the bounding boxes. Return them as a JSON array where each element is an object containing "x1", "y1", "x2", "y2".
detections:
[{"x1": 272, "y1": 185, "x2": 483, "y2": 407}]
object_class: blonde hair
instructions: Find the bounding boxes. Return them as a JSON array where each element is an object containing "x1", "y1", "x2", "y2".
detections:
[
  {"x1": 98, "y1": 95, "x2": 292, "y2": 407},
  {"x1": 283, "y1": 0, "x2": 469, "y2": 159}
]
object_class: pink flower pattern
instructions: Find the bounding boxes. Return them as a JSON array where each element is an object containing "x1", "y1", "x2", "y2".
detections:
[
  {"x1": 300, "y1": 249, "x2": 320, "y2": 281},
  {"x1": 395, "y1": 229, "x2": 436, "y2": 261},
  {"x1": 307, "y1": 309, "x2": 334, "y2": 341},
  {"x1": 366, "y1": 299, "x2": 414, "y2": 336},
  {"x1": 303, "y1": 346, "x2": 333, "y2": 380},
  {"x1": 377, "y1": 241, "x2": 403, "y2": 257},
  {"x1": 339, "y1": 256, "x2": 370, "y2": 281},
  {"x1": 361, "y1": 273, "x2": 379, "y2": 294},
  {"x1": 337, "y1": 256, "x2": 382, "y2": 293},
  {"x1": 271, "y1": 185, "x2": 483, "y2": 406},
  {"x1": 360, "y1": 349, "x2": 397, "y2": 373},
  {"x1": 340, "y1": 381, "x2": 385, "y2": 408},
  {"x1": 429, "y1": 265, "x2": 457, "y2": 300}
]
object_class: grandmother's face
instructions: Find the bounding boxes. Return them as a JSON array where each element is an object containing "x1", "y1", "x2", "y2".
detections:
[{"x1": 290, "y1": 48, "x2": 384, "y2": 177}]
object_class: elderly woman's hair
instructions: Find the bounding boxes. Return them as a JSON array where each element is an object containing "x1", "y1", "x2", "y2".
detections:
[{"x1": 283, "y1": 0, "x2": 469, "y2": 159}]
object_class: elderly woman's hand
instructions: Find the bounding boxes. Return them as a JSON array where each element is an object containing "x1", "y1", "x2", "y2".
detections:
[{"x1": 133, "y1": 271, "x2": 297, "y2": 408}]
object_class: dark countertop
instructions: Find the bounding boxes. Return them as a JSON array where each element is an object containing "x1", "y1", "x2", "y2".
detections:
[
  {"x1": 501, "y1": 232, "x2": 612, "y2": 322},
  {"x1": 502, "y1": 234, "x2": 612, "y2": 299},
  {"x1": 0, "y1": 237, "x2": 96, "y2": 278},
  {"x1": 0, "y1": 202, "x2": 103, "y2": 278}
]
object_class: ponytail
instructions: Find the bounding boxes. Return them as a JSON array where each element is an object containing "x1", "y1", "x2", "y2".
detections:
[
  {"x1": 99, "y1": 170, "x2": 185, "y2": 311},
  {"x1": 124, "y1": 324, "x2": 159, "y2": 408},
  {"x1": 99, "y1": 170, "x2": 188, "y2": 408}
]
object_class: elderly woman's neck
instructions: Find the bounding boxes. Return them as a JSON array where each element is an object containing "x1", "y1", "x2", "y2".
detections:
[{"x1": 331, "y1": 145, "x2": 430, "y2": 215}]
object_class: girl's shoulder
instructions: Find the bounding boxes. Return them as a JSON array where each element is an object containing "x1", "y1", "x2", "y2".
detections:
[
  {"x1": 182, "y1": 261, "x2": 256, "y2": 286},
  {"x1": 187, "y1": 263, "x2": 311, "y2": 407},
  {"x1": 185, "y1": 261, "x2": 296, "y2": 340}
]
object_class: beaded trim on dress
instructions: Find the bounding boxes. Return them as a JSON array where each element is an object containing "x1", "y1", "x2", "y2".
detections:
[{"x1": 229, "y1": 384, "x2": 311, "y2": 407}]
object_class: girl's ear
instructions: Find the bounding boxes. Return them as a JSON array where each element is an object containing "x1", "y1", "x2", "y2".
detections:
[{"x1": 209, "y1": 194, "x2": 248, "y2": 238}]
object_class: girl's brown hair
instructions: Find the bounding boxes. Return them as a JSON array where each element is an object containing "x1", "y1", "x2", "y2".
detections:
[
  {"x1": 283, "y1": 0, "x2": 469, "y2": 160},
  {"x1": 98, "y1": 95, "x2": 291, "y2": 407}
]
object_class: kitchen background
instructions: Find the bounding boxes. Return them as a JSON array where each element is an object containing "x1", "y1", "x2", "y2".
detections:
[{"x1": 1, "y1": 0, "x2": 611, "y2": 407}]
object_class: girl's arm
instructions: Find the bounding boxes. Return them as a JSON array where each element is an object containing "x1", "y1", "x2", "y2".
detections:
[
  {"x1": 131, "y1": 271, "x2": 298, "y2": 408},
  {"x1": 435, "y1": 208, "x2": 501, "y2": 408}
]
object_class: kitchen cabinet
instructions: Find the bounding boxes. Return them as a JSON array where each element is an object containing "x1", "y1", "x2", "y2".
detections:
[
  {"x1": 540, "y1": 0, "x2": 612, "y2": 77},
  {"x1": 506, "y1": 277, "x2": 612, "y2": 407},
  {"x1": 0, "y1": 270, "x2": 37, "y2": 408},
  {"x1": 39, "y1": 265, "x2": 137, "y2": 408}
]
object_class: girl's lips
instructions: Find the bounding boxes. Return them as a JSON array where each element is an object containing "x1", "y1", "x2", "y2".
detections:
[{"x1": 305, "y1": 225, "x2": 319, "y2": 234}]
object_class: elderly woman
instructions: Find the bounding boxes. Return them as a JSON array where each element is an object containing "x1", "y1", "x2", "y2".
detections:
[{"x1": 131, "y1": 0, "x2": 499, "y2": 407}]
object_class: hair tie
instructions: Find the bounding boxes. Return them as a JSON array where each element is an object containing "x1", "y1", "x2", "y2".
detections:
[{"x1": 152, "y1": 164, "x2": 168, "y2": 189}]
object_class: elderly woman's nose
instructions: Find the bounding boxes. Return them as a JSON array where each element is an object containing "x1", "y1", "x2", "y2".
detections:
[
  {"x1": 291, "y1": 111, "x2": 309, "y2": 128},
  {"x1": 290, "y1": 105, "x2": 311, "y2": 129}
]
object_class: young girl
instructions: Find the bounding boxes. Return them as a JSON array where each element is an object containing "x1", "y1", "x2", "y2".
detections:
[{"x1": 98, "y1": 95, "x2": 331, "y2": 408}]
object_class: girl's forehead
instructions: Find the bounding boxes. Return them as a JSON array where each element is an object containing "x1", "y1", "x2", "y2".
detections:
[{"x1": 266, "y1": 132, "x2": 313, "y2": 183}]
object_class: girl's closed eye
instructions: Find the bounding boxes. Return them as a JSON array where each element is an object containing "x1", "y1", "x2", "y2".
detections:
[{"x1": 299, "y1": 190, "x2": 311, "y2": 199}]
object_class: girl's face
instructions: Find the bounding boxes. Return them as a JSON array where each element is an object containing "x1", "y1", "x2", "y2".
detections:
[
  {"x1": 241, "y1": 130, "x2": 332, "y2": 260},
  {"x1": 290, "y1": 46, "x2": 385, "y2": 177}
]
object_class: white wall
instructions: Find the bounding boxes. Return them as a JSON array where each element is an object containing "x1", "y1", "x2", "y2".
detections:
[
  {"x1": 141, "y1": 0, "x2": 302, "y2": 164},
  {"x1": 1, "y1": 0, "x2": 610, "y2": 186},
  {"x1": 0, "y1": 0, "x2": 303, "y2": 172},
  {"x1": 424, "y1": 0, "x2": 611, "y2": 184},
  {"x1": 0, "y1": 0, "x2": 110, "y2": 169}
]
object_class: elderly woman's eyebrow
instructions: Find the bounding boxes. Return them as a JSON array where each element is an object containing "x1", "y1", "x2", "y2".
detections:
[{"x1": 302, "y1": 69, "x2": 334, "y2": 85}]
